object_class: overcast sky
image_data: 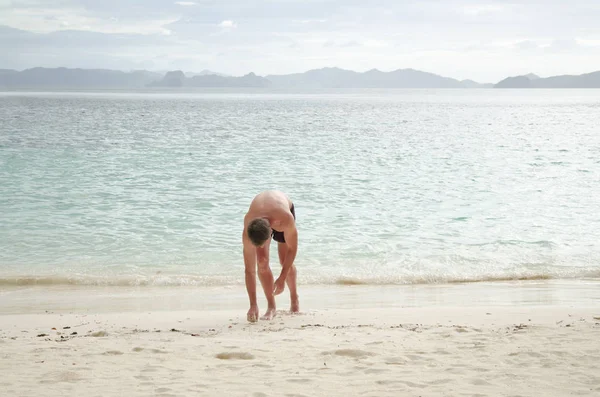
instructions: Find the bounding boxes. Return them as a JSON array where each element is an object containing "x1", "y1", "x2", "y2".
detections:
[{"x1": 1, "y1": 0, "x2": 599, "y2": 82}]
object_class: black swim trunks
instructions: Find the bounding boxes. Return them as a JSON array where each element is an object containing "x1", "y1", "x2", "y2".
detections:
[{"x1": 272, "y1": 204, "x2": 295, "y2": 243}]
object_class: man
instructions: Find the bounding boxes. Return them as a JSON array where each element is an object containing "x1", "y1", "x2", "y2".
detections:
[{"x1": 242, "y1": 190, "x2": 299, "y2": 322}]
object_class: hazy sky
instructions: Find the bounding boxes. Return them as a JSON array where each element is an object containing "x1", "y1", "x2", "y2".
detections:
[{"x1": 1, "y1": 0, "x2": 599, "y2": 82}]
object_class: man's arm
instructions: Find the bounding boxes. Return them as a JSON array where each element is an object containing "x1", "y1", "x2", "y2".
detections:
[
  {"x1": 273, "y1": 212, "x2": 298, "y2": 296},
  {"x1": 242, "y1": 229, "x2": 257, "y2": 307},
  {"x1": 279, "y1": 224, "x2": 298, "y2": 280}
]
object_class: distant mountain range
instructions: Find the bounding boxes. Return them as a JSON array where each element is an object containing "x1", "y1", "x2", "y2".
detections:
[
  {"x1": 147, "y1": 70, "x2": 270, "y2": 88},
  {"x1": 495, "y1": 71, "x2": 600, "y2": 88},
  {"x1": 0, "y1": 67, "x2": 162, "y2": 89},
  {"x1": 265, "y1": 67, "x2": 494, "y2": 88},
  {"x1": 185, "y1": 70, "x2": 228, "y2": 78},
  {"x1": 1, "y1": 66, "x2": 599, "y2": 89}
]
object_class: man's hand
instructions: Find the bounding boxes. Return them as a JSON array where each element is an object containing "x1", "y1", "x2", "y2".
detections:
[{"x1": 273, "y1": 276, "x2": 286, "y2": 295}]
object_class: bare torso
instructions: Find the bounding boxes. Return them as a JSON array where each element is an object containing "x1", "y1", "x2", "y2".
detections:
[{"x1": 244, "y1": 190, "x2": 293, "y2": 231}]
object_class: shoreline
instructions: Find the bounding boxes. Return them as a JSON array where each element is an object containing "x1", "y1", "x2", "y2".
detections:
[{"x1": 1, "y1": 279, "x2": 599, "y2": 315}]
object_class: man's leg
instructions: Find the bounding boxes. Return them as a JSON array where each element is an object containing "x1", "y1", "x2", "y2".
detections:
[
  {"x1": 256, "y1": 239, "x2": 277, "y2": 320},
  {"x1": 278, "y1": 242, "x2": 299, "y2": 313}
]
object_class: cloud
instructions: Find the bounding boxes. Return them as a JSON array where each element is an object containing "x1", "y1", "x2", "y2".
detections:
[
  {"x1": 462, "y1": 4, "x2": 504, "y2": 16},
  {"x1": 297, "y1": 19, "x2": 327, "y2": 24},
  {"x1": 175, "y1": 1, "x2": 196, "y2": 5},
  {"x1": 515, "y1": 40, "x2": 539, "y2": 51},
  {"x1": 576, "y1": 38, "x2": 600, "y2": 47},
  {"x1": 218, "y1": 20, "x2": 236, "y2": 28},
  {"x1": 548, "y1": 38, "x2": 579, "y2": 51},
  {"x1": 0, "y1": 3, "x2": 179, "y2": 35},
  {"x1": 324, "y1": 39, "x2": 384, "y2": 48},
  {"x1": 340, "y1": 40, "x2": 360, "y2": 47}
]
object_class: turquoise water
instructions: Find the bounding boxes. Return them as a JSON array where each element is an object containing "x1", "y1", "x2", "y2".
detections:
[{"x1": 1, "y1": 90, "x2": 599, "y2": 286}]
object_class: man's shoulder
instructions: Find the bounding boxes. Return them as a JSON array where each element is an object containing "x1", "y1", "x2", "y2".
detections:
[
  {"x1": 243, "y1": 210, "x2": 254, "y2": 224},
  {"x1": 281, "y1": 209, "x2": 296, "y2": 229}
]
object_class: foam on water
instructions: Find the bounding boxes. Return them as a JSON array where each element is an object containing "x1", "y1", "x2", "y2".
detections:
[{"x1": 0, "y1": 262, "x2": 598, "y2": 287}]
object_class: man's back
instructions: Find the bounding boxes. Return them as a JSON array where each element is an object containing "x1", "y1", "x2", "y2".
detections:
[{"x1": 244, "y1": 190, "x2": 293, "y2": 229}]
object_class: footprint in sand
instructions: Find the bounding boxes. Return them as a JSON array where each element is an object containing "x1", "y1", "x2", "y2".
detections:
[
  {"x1": 215, "y1": 352, "x2": 255, "y2": 360},
  {"x1": 40, "y1": 371, "x2": 83, "y2": 384},
  {"x1": 470, "y1": 379, "x2": 493, "y2": 386},
  {"x1": 397, "y1": 380, "x2": 427, "y2": 389},
  {"x1": 364, "y1": 368, "x2": 388, "y2": 374},
  {"x1": 322, "y1": 349, "x2": 375, "y2": 358},
  {"x1": 139, "y1": 382, "x2": 154, "y2": 387},
  {"x1": 428, "y1": 378, "x2": 453, "y2": 385},
  {"x1": 141, "y1": 366, "x2": 162, "y2": 373},
  {"x1": 103, "y1": 350, "x2": 124, "y2": 356},
  {"x1": 375, "y1": 380, "x2": 402, "y2": 386},
  {"x1": 286, "y1": 378, "x2": 312, "y2": 383},
  {"x1": 188, "y1": 384, "x2": 209, "y2": 390},
  {"x1": 384, "y1": 357, "x2": 408, "y2": 365},
  {"x1": 130, "y1": 347, "x2": 168, "y2": 354},
  {"x1": 252, "y1": 363, "x2": 274, "y2": 368}
]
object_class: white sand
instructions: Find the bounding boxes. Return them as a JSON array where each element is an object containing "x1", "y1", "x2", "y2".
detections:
[{"x1": 1, "y1": 283, "x2": 599, "y2": 396}]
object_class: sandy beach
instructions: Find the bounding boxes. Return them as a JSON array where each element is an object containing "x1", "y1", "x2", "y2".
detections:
[{"x1": 1, "y1": 281, "x2": 599, "y2": 397}]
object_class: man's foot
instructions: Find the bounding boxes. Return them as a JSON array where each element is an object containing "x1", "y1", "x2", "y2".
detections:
[
  {"x1": 260, "y1": 307, "x2": 277, "y2": 321},
  {"x1": 247, "y1": 306, "x2": 259, "y2": 323},
  {"x1": 290, "y1": 297, "x2": 300, "y2": 313}
]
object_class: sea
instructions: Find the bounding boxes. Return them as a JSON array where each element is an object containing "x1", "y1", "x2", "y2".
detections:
[{"x1": 1, "y1": 89, "x2": 599, "y2": 287}]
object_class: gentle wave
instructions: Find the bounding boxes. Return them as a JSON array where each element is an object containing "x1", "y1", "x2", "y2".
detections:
[
  {"x1": 0, "y1": 275, "x2": 236, "y2": 287},
  {"x1": 1, "y1": 269, "x2": 599, "y2": 287},
  {"x1": 334, "y1": 274, "x2": 558, "y2": 285}
]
